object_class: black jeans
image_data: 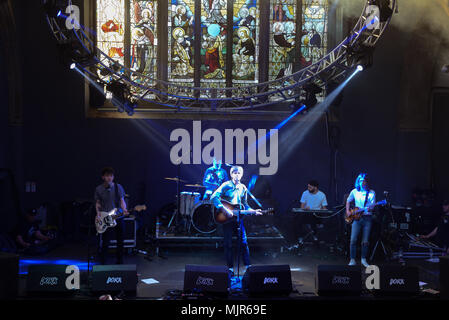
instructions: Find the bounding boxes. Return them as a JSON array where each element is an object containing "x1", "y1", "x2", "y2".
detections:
[
  {"x1": 223, "y1": 219, "x2": 250, "y2": 269},
  {"x1": 99, "y1": 219, "x2": 124, "y2": 264}
]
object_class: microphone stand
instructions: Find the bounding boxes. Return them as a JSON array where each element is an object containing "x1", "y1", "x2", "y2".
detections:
[
  {"x1": 236, "y1": 207, "x2": 242, "y2": 281},
  {"x1": 247, "y1": 189, "x2": 262, "y2": 209},
  {"x1": 87, "y1": 202, "x2": 95, "y2": 284}
]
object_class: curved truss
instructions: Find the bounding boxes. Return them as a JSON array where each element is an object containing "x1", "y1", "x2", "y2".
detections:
[{"x1": 46, "y1": 0, "x2": 396, "y2": 111}]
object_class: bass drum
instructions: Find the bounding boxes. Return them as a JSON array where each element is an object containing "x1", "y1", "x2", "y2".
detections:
[{"x1": 191, "y1": 201, "x2": 217, "y2": 234}]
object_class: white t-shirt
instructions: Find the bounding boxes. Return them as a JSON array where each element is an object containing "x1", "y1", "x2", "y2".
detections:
[
  {"x1": 347, "y1": 188, "x2": 376, "y2": 215},
  {"x1": 300, "y1": 190, "x2": 328, "y2": 210}
]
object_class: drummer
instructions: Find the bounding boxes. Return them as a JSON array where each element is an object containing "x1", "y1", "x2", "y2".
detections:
[{"x1": 203, "y1": 158, "x2": 228, "y2": 200}]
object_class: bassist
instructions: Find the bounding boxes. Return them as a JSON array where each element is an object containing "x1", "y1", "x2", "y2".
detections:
[
  {"x1": 211, "y1": 166, "x2": 261, "y2": 275},
  {"x1": 94, "y1": 167, "x2": 128, "y2": 264},
  {"x1": 346, "y1": 173, "x2": 376, "y2": 267}
]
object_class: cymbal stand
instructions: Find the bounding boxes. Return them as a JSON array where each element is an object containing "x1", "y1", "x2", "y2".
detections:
[{"x1": 166, "y1": 165, "x2": 182, "y2": 234}]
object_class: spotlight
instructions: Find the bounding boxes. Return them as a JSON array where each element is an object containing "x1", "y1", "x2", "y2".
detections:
[
  {"x1": 347, "y1": 43, "x2": 375, "y2": 70},
  {"x1": 300, "y1": 82, "x2": 322, "y2": 109},
  {"x1": 43, "y1": 0, "x2": 65, "y2": 18},
  {"x1": 106, "y1": 80, "x2": 137, "y2": 116},
  {"x1": 371, "y1": 0, "x2": 393, "y2": 22},
  {"x1": 70, "y1": 63, "x2": 76, "y2": 70}
]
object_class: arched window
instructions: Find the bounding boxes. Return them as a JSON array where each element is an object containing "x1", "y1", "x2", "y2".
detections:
[{"x1": 96, "y1": 0, "x2": 329, "y2": 97}]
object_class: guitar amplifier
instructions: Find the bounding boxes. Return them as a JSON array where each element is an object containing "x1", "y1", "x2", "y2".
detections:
[
  {"x1": 183, "y1": 265, "x2": 230, "y2": 295},
  {"x1": 108, "y1": 217, "x2": 137, "y2": 249},
  {"x1": 374, "y1": 265, "x2": 419, "y2": 296},
  {"x1": 242, "y1": 265, "x2": 292, "y2": 296},
  {"x1": 26, "y1": 264, "x2": 76, "y2": 295},
  {"x1": 91, "y1": 264, "x2": 137, "y2": 292},
  {"x1": 316, "y1": 265, "x2": 362, "y2": 296}
]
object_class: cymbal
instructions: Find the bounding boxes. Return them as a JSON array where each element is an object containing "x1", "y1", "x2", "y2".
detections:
[
  {"x1": 164, "y1": 177, "x2": 188, "y2": 183},
  {"x1": 185, "y1": 184, "x2": 206, "y2": 188}
]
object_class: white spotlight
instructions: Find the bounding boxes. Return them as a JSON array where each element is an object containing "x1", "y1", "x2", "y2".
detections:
[
  {"x1": 356, "y1": 65, "x2": 364, "y2": 72},
  {"x1": 70, "y1": 63, "x2": 76, "y2": 70}
]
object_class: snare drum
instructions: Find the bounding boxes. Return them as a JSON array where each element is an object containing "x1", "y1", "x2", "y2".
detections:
[{"x1": 180, "y1": 192, "x2": 201, "y2": 216}]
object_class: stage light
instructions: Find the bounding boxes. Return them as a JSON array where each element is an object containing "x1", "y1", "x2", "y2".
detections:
[
  {"x1": 43, "y1": 0, "x2": 65, "y2": 18},
  {"x1": 70, "y1": 62, "x2": 76, "y2": 70},
  {"x1": 347, "y1": 43, "x2": 375, "y2": 70},
  {"x1": 106, "y1": 80, "x2": 137, "y2": 116},
  {"x1": 373, "y1": 0, "x2": 394, "y2": 22},
  {"x1": 300, "y1": 82, "x2": 322, "y2": 109}
]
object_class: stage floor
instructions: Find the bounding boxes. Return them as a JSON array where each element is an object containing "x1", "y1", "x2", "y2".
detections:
[{"x1": 15, "y1": 242, "x2": 442, "y2": 300}]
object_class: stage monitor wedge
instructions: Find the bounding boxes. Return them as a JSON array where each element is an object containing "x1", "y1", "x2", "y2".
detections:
[
  {"x1": 375, "y1": 265, "x2": 419, "y2": 296},
  {"x1": 184, "y1": 265, "x2": 230, "y2": 295},
  {"x1": 91, "y1": 264, "x2": 137, "y2": 293},
  {"x1": 316, "y1": 265, "x2": 362, "y2": 296},
  {"x1": 242, "y1": 265, "x2": 292, "y2": 296},
  {"x1": 0, "y1": 252, "x2": 19, "y2": 299},
  {"x1": 26, "y1": 264, "x2": 77, "y2": 295}
]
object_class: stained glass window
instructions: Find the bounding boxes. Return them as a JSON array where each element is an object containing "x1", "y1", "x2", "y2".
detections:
[
  {"x1": 97, "y1": 0, "x2": 126, "y2": 78},
  {"x1": 168, "y1": 0, "x2": 195, "y2": 85},
  {"x1": 130, "y1": 1, "x2": 157, "y2": 80},
  {"x1": 200, "y1": 0, "x2": 227, "y2": 90},
  {"x1": 269, "y1": 0, "x2": 297, "y2": 81},
  {"x1": 301, "y1": 0, "x2": 328, "y2": 65},
  {"x1": 94, "y1": 0, "x2": 330, "y2": 98},
  {"x1": 232, "y1": 0, "x2": 259, "y2": 85}
]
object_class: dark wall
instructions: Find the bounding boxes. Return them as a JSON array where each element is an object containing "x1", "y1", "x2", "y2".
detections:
[{"x1": 9, "y1": 1, "x2": 446, "y2": 218}]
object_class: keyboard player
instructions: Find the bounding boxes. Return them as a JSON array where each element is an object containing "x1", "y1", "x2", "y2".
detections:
[
  {"x1": 286, "y1": 180, "x2": 328, "y2": 247},
  {"x1": 300, "y1": 180, "x2": 328, "y2": 210}
]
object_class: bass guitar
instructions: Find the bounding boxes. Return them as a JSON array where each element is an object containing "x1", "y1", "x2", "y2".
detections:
[
  {"x1": 213, "y1": 199, "x2": 273, "y2": 224},
  {"x1": 344, "y1": 200, "x2": 386, "y2": 225},
  {"x1": 95, "y1": 205, "x2": 146, "y2": 234}
]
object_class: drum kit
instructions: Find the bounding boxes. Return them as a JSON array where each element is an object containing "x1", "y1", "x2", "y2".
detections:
[{"x1": 163, "y1": 177, "x2": 217, "y2": 235}]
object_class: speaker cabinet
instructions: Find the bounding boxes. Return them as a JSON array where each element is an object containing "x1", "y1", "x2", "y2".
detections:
[
  {"x1": 440, "y1": 256, "x2": 449, "y2": 298},
  {"x1": 26, "y1": 264, "x2": 75, "y2": 295},
  {"x1": 183, "y1": 265, "x2": 230, "y2": 294},
  {"x1": 0, "y1": 252, "x2": 19, "y2": 299},
  {"x1": 376, "y1": 265, "x2": 419, "y2": 296},
  {"x1": 92, "y1": 264, "x2": 137, "y2": 292},
  {"x1": 242, "y1": 265, "x2": 292, "y2": 296},
  {"x1": 316, "y1": 265, "x2": 362, "y2": 296}
]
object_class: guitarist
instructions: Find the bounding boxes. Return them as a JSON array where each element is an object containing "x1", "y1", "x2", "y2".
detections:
[
  {"x1": 211, "y1": 166, "x2": 262, "y2": 275},
  {"x1": 346, "y1": 173, "x2": 376, "y2": 267},
  {"x1": 94, "y1": 167, "x2": 129, "y2": 264}
]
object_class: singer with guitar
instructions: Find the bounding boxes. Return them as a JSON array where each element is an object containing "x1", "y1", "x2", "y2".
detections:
[
  {"x1": 95, "y1": 167, "x2": 128, "y2": 265},
  {"x1": 211, "y1": 165, "x2": 262, "y2": 275},
  {"x1": 346, "y1": 173, "x2": 377, "y2": 267}
]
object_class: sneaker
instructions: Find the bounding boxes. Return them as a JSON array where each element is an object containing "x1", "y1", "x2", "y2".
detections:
[
  {"x1": 361, "y1": 258, "x2": 369, "y2": 267},
  {"x1": 348, "y1": 259, "x2": 356, "y2": 266}
]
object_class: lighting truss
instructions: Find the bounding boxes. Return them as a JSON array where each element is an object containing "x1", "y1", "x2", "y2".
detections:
[{"x1": 45, "y1": 0, "x2": 397, "y2": 112}]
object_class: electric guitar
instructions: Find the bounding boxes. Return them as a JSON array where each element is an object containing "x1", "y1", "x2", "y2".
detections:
[
  {"x1": 95, "y1": 205, "x2": 146, "y2": 234},
  {"x1": 344, "y1": 200, "x2": 387, "y2": 225},
  {"x1": 213, "y1": 199, "x2": 274, "y2": 224}
]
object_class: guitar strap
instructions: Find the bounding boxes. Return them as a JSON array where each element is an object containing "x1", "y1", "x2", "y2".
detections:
[
  {"x1": 363, "y1": 189, "x2": 370, "y2": 208},
  {"x1": 114, "y1": 182, "x2": 120, "y2": 209}
]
